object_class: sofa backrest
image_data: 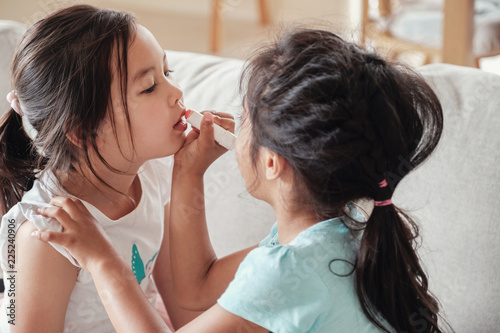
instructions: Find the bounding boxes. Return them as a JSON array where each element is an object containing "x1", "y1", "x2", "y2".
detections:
[{"x1": 401, "y1": 64, "x2": 500, "y2": 332}]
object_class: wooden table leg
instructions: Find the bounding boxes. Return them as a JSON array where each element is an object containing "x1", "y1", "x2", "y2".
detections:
[
  {"x1": 442, "y1": 0, "x2": 474, "y2": 66},
  {"x1": 211, "y1": 0, "x2": 270, "y2": 53},
  {"x1": 211, "y1": 0, "x2": 222, "y2": 53},
  {"x1": 258, "y1": 0, "x2": 269, "y2": 25}
]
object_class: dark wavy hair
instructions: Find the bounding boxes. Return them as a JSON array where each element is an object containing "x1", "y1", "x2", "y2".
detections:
[
  {"x1": 242, "y1": 28, "x2": 450, "y2": 333},
  {"x1": 0, "y1": 5, "x2": 136, "y2": 215}
]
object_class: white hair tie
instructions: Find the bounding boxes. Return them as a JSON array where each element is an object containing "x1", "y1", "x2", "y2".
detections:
[
  {"x1": 6, "y1": 90, "x2": 38, "y2": 141},
  {"x1": 6, "y1": 90, "x2": 23, "y2": 116}
]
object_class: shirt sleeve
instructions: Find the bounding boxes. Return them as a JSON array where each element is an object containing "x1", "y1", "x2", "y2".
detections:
[
  {"x1": 218, "y1": 246, "x2": 330, "y2": 333},
  {"x1": 150, "y1": 156, "x2": 174, "y2": 206},
  {"x1": 0, "y1": 202, "x2": 80, "y2": 269}
]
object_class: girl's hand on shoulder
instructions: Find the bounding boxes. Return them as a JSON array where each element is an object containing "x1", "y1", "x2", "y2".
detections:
[
  {"x1": 175, "y1": 111, "x2": 235, "y2": 177},
  {"x1": 31, "y1": 196, "x2": 117, "y2": 274}
]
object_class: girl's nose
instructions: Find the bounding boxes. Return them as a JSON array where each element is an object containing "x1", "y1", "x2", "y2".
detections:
[{"x1": 166, "y1": 78, "x2": 183, "y2": 109}]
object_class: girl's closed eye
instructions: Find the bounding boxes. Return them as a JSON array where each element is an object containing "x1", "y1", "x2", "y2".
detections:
[
  {"x1": 142, "y1": 83, "x2": 157, "y2": 94},
  {"x1": 141, "y1": 70, "x2": 174, "y2": 94}
]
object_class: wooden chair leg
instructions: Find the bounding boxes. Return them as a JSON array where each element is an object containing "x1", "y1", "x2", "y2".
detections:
[
  {"x1": 474, "y1": 56, "x2": 481, "y2": 68},
  {"x1": 211, "y1": 0, "x2": 222, "y2": 53},
  {"x1": 388, "y1": 50, "x2": 401, "y2": 62},
  {"x1": 258, "y1": 0, "x2": 269, "y2": 25},
  {"x1": 361, "y1": 0, "x2": 370, "y2": 47},
  {"x1": 423, "y1": 53, "x2": 432, "y2": 65},
  {"x1": 211, "y1": 0, "x2": 268, "y2": 53}
]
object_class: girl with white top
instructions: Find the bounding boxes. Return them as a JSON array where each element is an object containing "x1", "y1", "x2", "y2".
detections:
[{"x1": 0, "y1": 4, "x2": 227, "y2": 332}]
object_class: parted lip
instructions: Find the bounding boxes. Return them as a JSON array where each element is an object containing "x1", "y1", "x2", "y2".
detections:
[{"x1": 175, "y1": 109, "x2": 187, "y2": 125}]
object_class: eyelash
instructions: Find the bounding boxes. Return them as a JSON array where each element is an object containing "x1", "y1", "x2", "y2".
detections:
[{"x1": 142, "y1": 69, "x2": 174, "y2": 94}]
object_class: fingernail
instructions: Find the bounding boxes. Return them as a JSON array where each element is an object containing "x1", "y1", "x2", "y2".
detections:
[
  {"x1": 204, "y1": 112, "x2": 213, "y2": 124},
  {"x1": 31, "y1": 231, "x2": 40, "y2": 239}
]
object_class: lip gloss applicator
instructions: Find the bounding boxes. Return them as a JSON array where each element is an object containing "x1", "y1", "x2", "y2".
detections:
[{"x1": 185, "y1": 109, "x2": 237, "y2": 150}]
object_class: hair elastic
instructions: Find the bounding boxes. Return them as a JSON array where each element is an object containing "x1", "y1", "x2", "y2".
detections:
[
  {"x1": 6, "y1": 91, "x2": 38, "y2": 141},
  {"x1": 6, "y1": 90, "x2": 23, "y2": 116},
  {"x1": 374, "y1": 179, "x2": 393, "y2": 207},
  {"x1": 374, "y1": 199, "x2": 393, "y2": 207}
]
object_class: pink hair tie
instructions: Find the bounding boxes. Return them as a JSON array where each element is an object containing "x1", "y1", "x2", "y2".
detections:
[
  {"x1": 374, "y1": 199, "x2": 393, "y2": 207},
  {"x1": 378, "y1": 179, "x2": 388, "y2": 188},
  {"x1": 374, "y1": 179, "x2": 393, "y2": 207}
]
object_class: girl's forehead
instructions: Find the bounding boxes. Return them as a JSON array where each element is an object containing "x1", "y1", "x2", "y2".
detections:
[{"x1": 127, "y1": 24, "x2": 165, "y2": 66}]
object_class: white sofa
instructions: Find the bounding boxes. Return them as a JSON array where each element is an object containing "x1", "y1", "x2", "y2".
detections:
[{"x1": 1, "y1": 20, "x2": 499, "y2": 332}]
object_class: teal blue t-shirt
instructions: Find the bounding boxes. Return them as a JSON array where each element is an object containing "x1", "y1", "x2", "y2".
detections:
[{"x1": 217, "y1": 207, "x2": 388, "y2": 333}]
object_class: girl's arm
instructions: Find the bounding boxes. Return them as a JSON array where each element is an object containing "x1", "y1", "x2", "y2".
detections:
[
  {"x1": 33, "y1": 197, "x2": 170, "y2": 333},
  {"x1": 169, "y1": 168, "x2": 256, "y2": 311},
  {"x1": 169, "y1": 112, "x2": 256, "y2": 310},
  {"x1": 33, "y1": 197, "x2": 268, "y2": 333},
  {"x1": 153, "y1": 203, "x2": 203, "y2": 330},
  {"x1": 12, "y1": 220, "x2": 78, "y2": 332},
  {"x1": 76, "y1": 250, "x2": 170, "y2": 332}
]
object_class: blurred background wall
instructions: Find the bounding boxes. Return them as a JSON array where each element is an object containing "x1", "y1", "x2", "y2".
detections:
[{"x1": 0, "y1": 0, "x2": 361, "y2": 58}]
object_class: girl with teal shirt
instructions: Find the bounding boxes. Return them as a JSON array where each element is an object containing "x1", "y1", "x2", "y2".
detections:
[{"x1": 33, "y1": 27, "x2": 450, "y2": 333}]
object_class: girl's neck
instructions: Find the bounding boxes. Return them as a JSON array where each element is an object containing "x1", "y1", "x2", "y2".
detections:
[
  {"x1": 58, "y1": 165, "x2": 142, "y2": 221},
  {"x1": 273, "y1": 205, "x2": 319, "y2": 245}
]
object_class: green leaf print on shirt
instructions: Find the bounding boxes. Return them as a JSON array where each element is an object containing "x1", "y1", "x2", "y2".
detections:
[{"x1": 131, "y1": 244, "x2": 158, "y2": 284}]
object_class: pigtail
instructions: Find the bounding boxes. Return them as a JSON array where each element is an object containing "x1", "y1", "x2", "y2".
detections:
[
  {"x1": 0, "y1": 108, "x2": 38, "y2": 215},
  {"x1": 355, "y1": 204, "x2": 441, "y2": 333},
  {"x1": 353, "y1": 60, "x2": 447, "y2": 333}
]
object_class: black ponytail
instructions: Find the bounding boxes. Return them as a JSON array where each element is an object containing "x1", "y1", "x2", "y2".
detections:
[
  {"x1": 356, "y1": 205, "x2": 440, "y2": 332},
  {"x1": 352, "y1": 51, "x2": 447, "y2": 333},
  {"x1": 0, "y1": 109, "x2": 41, "y2": 215}
]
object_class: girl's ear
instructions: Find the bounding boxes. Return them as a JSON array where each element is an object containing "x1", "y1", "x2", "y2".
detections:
[
  {"x1": 66, "y1": 128, "x2": 105, "y2": 150},
  {"x1": 65, "y1": 129, "x2": 84, "y2": 148},
  {"x1": 263, "y1": 148, "x2": 287, "y2": 180}
]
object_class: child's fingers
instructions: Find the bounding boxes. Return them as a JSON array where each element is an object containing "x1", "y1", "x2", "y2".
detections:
[
  {"x1": 211, "y1": 111, "x2": 234, "y2": 120},
  {"x1": 201, "y1": 111, "x2": 235, "y2": 133},
  {"x1": 37, "y1": 205, "x2": 81, "y2": 233},
  {"x1": 49, "y1": 196, "x2": 91, "y2": 220},
  {"x1": 198, "y1": 112, "x2": 215, "y2": 147},
  {"x1": 31, "y1": 230, "x2": 68, "y2": 246},
  {"x1": 213, "y1": 115, "x2": 235, "y2": 133},
  {"x1": 184, "y1": 127, "x2": 200, "y2": 146},
  {"x1": 37, "y1": 205, "x2": 71, "y2": 222}
]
